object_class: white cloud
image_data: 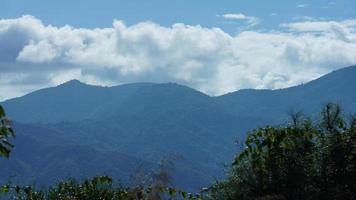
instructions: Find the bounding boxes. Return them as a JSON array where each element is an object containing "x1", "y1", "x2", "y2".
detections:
[
  {"x1": 18, "y1": 40, "x2": 60, "y2": 63},
  {"x1": 282, "y1": 20, "x2": 356, "y2": 31},
  {"x1": 222, "y1": 13, "x2": 249, "y2": 20},
  {"x1": 292, "y1": 16, "x2": 318, "y2": 22},
  {"x1": 1, "y1": 15, "x2": 356, "y2": 100},
  {"x1": 297, "y1": 4, "x2": 308, "y2": 8},
  {"x1": 220, "y1": 13, "x2": 260, "y2": 27},
  {"x1": 281, "y1": 20, "x2": 356, "y2": 42}
]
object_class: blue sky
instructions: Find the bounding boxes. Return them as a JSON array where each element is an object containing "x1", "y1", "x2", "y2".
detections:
[
  {"x1": 1, "y1": 0, "x2": 356, "y2": 100},
  {"x1": 2, "y1": 0, "x2": 355, "y2": 34}
]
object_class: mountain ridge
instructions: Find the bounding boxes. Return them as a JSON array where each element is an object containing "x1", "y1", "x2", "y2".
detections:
[{"x1": 1, "y1": 65, "x2": 356, "y2": 191}]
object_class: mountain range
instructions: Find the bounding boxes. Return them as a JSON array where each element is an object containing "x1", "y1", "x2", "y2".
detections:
[{"x1": 1, "y1": 66, "x2": 356, "y2": 191}]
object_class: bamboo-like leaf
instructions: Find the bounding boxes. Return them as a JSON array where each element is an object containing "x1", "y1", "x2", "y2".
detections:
[{"x1": 0, "y1": 106, "x2": 5, "y2": 117}]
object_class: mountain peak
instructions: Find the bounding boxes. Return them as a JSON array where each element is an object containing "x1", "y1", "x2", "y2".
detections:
[
  {"x1": 57, "y1": 79, "x2": 102, "y2": 89},
  {"x1": 60, "y1": 79, "x2": 84, "y2": 86}
]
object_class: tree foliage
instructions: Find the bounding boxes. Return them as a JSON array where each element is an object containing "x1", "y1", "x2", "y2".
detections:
[
  {"x1": 1, "y1": 176, "x2": 204, "y2": 200},
  {"x1": 0, "y1": 105, "x2": 15, "y2": 158},
  {"x1": 208, "y1": 103, "x2": 356, "y2": 200}
]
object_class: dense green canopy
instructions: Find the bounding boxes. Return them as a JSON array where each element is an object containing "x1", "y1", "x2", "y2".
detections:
[{"x1": 209, "y1": 103, "x2": 356, "y2": 200}]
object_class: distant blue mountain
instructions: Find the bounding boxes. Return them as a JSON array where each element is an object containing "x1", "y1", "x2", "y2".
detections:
[
  {"x1": 0, "y1": 122, "x2": 145, "y2": 186},
  {"x1": 217, "y1": 65, "x2": 356, "y2": 124},
  {"x1": 1, "y1": 65, "x2": 356, "y2": 191}
]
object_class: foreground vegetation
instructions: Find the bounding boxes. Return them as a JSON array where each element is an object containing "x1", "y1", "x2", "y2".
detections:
[
  {"x1": 1, "y1": 176, "x2": 204, "y2": 200},
  {"x1": 209, "y1": 103, "x2": 356, "y2": 200},
  {"x1": 1, "y1": 103, "x2": 356, "y2": 199}
]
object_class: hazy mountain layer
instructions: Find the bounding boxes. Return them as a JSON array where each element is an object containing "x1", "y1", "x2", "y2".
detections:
[{"x1": 1, "y1": 66, "x2": 356, "y2": 190}]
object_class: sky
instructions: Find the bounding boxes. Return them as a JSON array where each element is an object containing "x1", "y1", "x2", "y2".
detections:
[{"x1": 1, "y1": 0, "x2": 356, "y2": 100}]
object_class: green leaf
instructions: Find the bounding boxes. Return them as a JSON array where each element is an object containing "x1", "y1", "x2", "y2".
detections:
[
  {"x1": 15, "y1": 185, "x2": 21, "y2": 193},
  {"x1": 181, "y1": 191, "x2": 187, "y2": 198},
  {"x1": 0, "y1": 146, "x2": 10, "y2": 158},
  {"x1": 0, "y1": 185, "x2": 9, "y2": 193},
  {"x1": 0, "y1": 106, "x2": 5, "y2": 118},
  {"x1": 168, "y1": 188, "x2": 176, "y2": 196}
]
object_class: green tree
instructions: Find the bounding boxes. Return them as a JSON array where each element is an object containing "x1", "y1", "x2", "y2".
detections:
[
  {"x1": 208, "y1": 103, "x2": 356, "y2": 200},
  {"x1": 0, "y1": 105, "x2": 15, "y2": 158},
  {"x1": 316, "y1": 103, "x2": 356, "y2": 199}
]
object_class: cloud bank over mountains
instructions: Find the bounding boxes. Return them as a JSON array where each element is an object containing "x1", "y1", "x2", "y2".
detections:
[{"x1": 1, "y1": 15, "x2": 356, "y2": 100}]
